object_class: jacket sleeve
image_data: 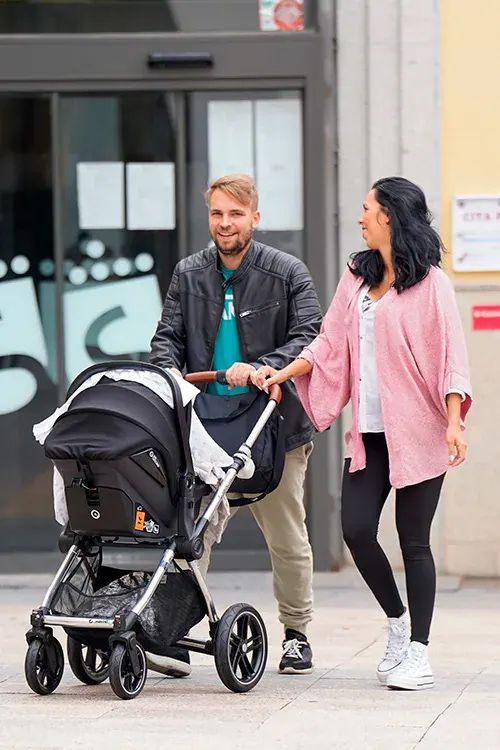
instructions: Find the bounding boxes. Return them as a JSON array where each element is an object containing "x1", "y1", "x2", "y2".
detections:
[
  {"x1": 436, "y1": 271, "x2": 472, "y2": 422},
  {"x1": 252, "y1": 259, "x2": 322, "y2": 370},
  {"x1": 149, "y1": 265, "x2": 186, "y2": 370},
  {"x1": 294, "y1": 267, "x2": 353, "y2": 431}
]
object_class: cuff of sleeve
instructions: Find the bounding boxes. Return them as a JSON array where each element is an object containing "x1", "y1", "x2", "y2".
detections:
[
  {"x1": 444, "y1": 371, "x2": 472, "y2": 400},
  {"x1": 298, "y1": 348, "x2": 315, "y2": 366},
  {"x1": 446, "y1": 389, "x2": 466, "y2": 403}
]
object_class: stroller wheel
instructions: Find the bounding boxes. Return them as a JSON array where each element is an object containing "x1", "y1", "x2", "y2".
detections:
[
  {"x1": 25, "y1": 637, "x2": 64, "y2": 695},
  {"x1": 67, "y1": 636, "x2": 109, "y2": 685},
  {"x1": 109, "y1": 642, "x2": 147, "y2": 700},
  {"x1": 214, "y1": 603, "x2": 268, "y2": 693}
]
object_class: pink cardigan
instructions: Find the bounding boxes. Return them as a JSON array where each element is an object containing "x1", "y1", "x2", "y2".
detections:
[{"x1": 295, "y1": 265, "x2": 472, "y2": 488}]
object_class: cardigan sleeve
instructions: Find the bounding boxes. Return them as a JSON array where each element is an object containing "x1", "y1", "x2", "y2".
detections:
[
  {"x1": 294, "y1": 266, "x2": 353, "y2": 431},
  {"x1": 435, "y1": 271, "x2": 472, "y2": 422}
]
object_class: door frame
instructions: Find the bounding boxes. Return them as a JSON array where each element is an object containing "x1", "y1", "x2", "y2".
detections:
[{"x1": 0, "y1": 31, "x2": 341, "y2": 569}]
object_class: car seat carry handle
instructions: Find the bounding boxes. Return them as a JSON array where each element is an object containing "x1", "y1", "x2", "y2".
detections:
[{"x1": 185, "y1": 370, "x2": 282, "y2": 406}]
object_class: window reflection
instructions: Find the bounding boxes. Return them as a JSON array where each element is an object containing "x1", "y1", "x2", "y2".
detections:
[{"x1": 0, "y1": 96, "x2": 59, "y2": 552}]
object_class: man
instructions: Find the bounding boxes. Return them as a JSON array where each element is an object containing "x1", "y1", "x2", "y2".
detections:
[{"x1": 149, "y1": 174, "x2": 322, "y2": 675}]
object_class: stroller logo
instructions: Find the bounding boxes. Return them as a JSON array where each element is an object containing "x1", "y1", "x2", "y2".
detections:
[
  {"x1": 144, "y1": 519, "x2": 160, "y2": 535},
  {"x1": 148, "y1": 450, "x2": 161, "y2": 469},
  {"x1": 90, "y1": 509, "x2": 101, "y2": 520}
]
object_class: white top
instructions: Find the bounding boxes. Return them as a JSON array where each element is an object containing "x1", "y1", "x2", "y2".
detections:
[
  {"x1": 358, "y1": 286, "x2": 384, "y2": 433},
  {"x1": 357, "y1": 285, "x2": 466, "y2": 434}
]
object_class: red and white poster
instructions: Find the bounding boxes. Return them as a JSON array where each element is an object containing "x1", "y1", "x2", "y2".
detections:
[
  {"x1": 472, "y1": 305, "x2": 500, "y2": 331},
  {"x1": 259, "y1": 0, "x2": 305, "y2": 31}
]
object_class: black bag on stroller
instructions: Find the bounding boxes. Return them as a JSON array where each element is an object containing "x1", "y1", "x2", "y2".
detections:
[{"x1": 194, "y1": 388, "x2": 286, "y2": 505}]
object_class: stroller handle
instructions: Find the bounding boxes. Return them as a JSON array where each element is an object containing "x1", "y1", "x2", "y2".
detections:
[{"x1": 185, "y1": 370, "x2": 282, "y2": 406}]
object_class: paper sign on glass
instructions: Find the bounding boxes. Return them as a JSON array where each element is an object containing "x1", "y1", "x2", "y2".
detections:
[
  {"x1": 256, "y1": 98, "x2": 303, "y2": 231},
  {"x1": 126, "y1": 162, "x2": 176, "y2": 231},
  {"x1": 208, "y1": 101, "x2": 254, "y2": 182},
  {"x1": 77, "y1": 162, "x2": 124, "y2": 229}
]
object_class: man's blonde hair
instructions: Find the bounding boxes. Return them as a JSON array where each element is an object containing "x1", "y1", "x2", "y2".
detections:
[{"x1": 205, "y1": 174, "x2": 259, "y2": 211}]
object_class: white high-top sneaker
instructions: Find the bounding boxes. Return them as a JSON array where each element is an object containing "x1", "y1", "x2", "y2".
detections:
[
  {"x1": 376, "y1": 610, "x2": 411, "y2": 685},
  {"x1": 386, "y1": 641, "x2": 434, "y2": 691}
]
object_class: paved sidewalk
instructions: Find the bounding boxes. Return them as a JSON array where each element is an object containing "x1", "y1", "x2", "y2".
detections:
[{"x1": 1, "y1": 571, "x2": 499, "y2": 750}]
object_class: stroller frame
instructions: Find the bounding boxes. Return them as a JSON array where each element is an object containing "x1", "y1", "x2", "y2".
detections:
[{"x1": 25, "y1": 363, "x2": 282, "y2": 699}]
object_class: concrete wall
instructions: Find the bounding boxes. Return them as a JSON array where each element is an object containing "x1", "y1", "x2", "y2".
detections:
[
  {"x1": 439, "y1": 0, "x2": 500, "y2": 575},
  {"x1": 335, "y1": 0, "x2": 500, "y2": 577},
  {"x1": 335, "y1": 0, "x2": 442, "y2": 572}
]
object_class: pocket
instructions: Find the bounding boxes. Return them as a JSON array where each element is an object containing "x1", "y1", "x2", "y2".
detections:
[{"x1": 239, "y1": 300, "x2": 281, "y2": 318}]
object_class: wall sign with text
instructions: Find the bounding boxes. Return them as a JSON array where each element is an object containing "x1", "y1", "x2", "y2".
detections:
[{"x1": 452, "y1": 195, "x2": 500, "y2": 272}]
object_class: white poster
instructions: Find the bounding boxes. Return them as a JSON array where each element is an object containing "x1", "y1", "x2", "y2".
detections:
[
  {"x1": 208, "y1": 100, "x2": 254, "y2": 183},
  {"x1": 77, "y1": 162, "x2": 124, "y2": 229},
  {"x1": 256, "y1": 98, "x2": 303, "y2": 231},
  {"x1": 126, "y1": 162, "x2": 176, "y2": 230},
  {"x1": 452, "y1": 195, "x2": 500, "y2": 272}
]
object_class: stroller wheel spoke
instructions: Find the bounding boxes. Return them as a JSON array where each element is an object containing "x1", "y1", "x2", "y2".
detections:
[
  {"x1": 236, "y1": 614, "x2": 249, "y2": 640},
  {"x1": 38, "y1": 667, "x2": 48, "y2": 686},
  {"x1": 245, "y1": 635, "x2": 262, "y2": 653},
  {"x1": 238, "y1": 654, "x2": 254, "y2": 680},
  {"x1": 230, "y1": 643, "x2": 244, "y2": 671}
]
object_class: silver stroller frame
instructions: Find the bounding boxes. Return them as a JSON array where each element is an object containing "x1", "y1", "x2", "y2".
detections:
[{"x1": 25, "y1": 366, "x2": 282, "y2": 700}]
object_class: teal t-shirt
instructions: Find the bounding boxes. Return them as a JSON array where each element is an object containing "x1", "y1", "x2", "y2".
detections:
[{"x1": 207, "y1": 267, "x2": 249, "y2": 396}]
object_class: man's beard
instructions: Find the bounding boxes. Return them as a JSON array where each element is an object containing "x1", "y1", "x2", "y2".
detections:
[{"x1": 212, "y1": 230, "x2": 253, "y2": 256}]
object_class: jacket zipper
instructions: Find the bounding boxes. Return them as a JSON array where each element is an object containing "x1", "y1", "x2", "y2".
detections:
[
  {"x1": 239, "y1": 301, "x2": 280, "y2": 318},
  {"x1": 205, "y1": 275, "x2": 227, "y2": 383}
]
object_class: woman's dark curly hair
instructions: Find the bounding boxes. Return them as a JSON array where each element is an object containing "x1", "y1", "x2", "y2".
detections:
[{"x1": 349, "y1": 176, "x2": 444, "y2": 293}]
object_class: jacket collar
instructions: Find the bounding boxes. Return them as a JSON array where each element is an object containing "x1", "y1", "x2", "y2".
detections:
[{"x1": 213, "y1": 240, "x2": 257, "y2": 286}]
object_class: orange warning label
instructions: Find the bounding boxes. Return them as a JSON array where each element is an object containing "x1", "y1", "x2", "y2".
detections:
[{"x1": 134, "y1": 511, "x2": 146, "y2": 531}]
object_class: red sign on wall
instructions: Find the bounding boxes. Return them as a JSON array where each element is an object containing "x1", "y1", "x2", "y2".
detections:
[{"x1": 472, "y1": 305, "x2": 500, "y2": 330}]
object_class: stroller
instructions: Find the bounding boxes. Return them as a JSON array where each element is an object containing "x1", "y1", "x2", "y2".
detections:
[{"x1": 24, "y1": 361, "x2": 282, "y2": 700}]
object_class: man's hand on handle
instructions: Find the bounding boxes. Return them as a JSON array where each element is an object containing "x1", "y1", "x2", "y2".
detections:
[{"x1": 226, "y1": 362, "x2": 257, "y2": 389}]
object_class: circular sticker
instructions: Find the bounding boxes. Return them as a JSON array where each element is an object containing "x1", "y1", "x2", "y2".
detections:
[{"x1": 273, "y1": 0, "x2": 304, "y2": 31}]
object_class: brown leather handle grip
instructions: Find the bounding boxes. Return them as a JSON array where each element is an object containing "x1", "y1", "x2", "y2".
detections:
[{"x1": 185, "y1": 370, "x2": 282, "y2": 406}]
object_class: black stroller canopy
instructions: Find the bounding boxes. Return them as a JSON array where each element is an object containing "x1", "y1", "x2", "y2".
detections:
[{"x1": 45, "y1": 378, "x2": 182, "y2": 469}]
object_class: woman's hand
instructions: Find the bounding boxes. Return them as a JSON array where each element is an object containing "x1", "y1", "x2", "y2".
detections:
[
  {"x1": 261, "y1": 369, "x2": 291, "y2": 389},
  {"x1": 250, "y1": 366, "x2": 278, "y2": 390},
  {"x1": 446, "y1": 423, "x2": 467, "y2": 467}
]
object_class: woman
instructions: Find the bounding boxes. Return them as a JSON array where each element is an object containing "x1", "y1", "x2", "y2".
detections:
[{"x1": 255, "y1": 177, "x2": 472, "y2": 691}]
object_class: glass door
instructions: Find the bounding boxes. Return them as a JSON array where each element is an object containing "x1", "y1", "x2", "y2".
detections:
[
  {"x1": 58, "y1": 92, "x2": 180, "y2": 385},
  {"x1": 56, "y1": 86, "x2": 305, "y2": 568},
  {"x1": 0, "y1": 95, "x2": 59, "y2": 552}
]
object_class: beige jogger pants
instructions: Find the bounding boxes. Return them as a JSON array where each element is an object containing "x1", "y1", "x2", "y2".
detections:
[{"x1": 198, "y1": 442, "x2": 314, "y2": 635}]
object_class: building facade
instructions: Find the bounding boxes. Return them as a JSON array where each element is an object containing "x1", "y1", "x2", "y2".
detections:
[
  {"x1": 0, "y1": 0, "x2": 341, "y2": 569},
  {"x1": 1, "y1": 0, "x2": 498, "y2": 575}
]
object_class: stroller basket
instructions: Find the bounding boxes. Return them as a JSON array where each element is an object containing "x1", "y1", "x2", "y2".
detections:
[{"x1": 50, "y1": 555, "x2": 206, "y2": 655}]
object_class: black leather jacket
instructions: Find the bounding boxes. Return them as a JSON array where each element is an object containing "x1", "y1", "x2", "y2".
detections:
[{"x1": 149, "y1": 241, "x2": 322, "y2": 450}]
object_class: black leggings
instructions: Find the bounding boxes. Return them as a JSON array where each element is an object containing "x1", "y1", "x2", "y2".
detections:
[{"x1": 341, "y1": 433, "x2": 445, "y2": 645}]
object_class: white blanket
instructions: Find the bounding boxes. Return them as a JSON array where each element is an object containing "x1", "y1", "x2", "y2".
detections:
[{"x1": 33, "y1": 368, "x2": 252, "y2": 542}]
